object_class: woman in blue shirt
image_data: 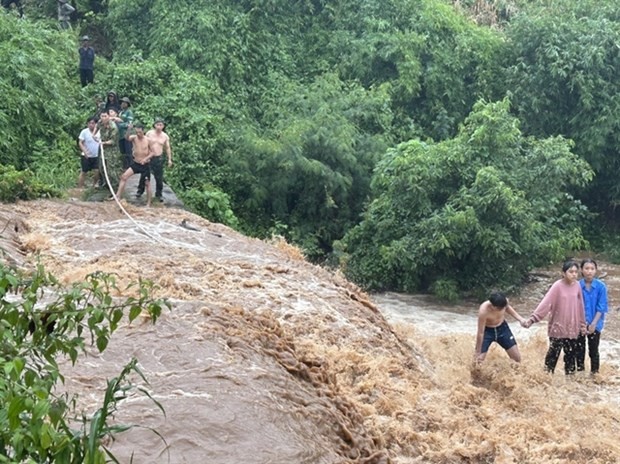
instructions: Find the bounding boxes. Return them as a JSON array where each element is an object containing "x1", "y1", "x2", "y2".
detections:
[{"x1": 577, "y1": 258, "x2": 608, "y2": 374}]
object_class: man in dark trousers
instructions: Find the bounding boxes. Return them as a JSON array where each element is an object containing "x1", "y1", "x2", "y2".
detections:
[
  {"x1": 137, "y1": 118, "x2": 173, "y2": 202},
  {"x1": 78, "y1": 35, "x2": 95, "y2": 87}
]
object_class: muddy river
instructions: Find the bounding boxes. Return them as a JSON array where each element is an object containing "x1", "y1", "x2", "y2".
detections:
[{"x1": 1, "y1": 199, "x2": 619, "y2": 463}]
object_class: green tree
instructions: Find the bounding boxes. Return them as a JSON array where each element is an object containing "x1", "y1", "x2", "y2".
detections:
[
  {"x1": 342, "y1": 99, "x2": 592, "y2": 296},
  {"x1": 310, "y1": 0, "x2": 506, "y2": 140},
  {"x1": 226, "y1": 74, "x2": 392, "y2": 258},
  {"x1": 0, "y1": 15, "x2": 80, "y2": 171},
  {"x1": 504, "y1": 0, "x2": 620, "y2": 217}
]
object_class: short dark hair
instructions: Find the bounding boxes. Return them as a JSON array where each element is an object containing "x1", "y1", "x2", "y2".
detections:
[
  {"x1": 87, "y1": 116, "x2": 98, "y2": 123},
  {"x1": 562, "y1": 260, "x2": 579, "y2": 273},
  {"x1": 134, "y1": 123, "x2": 144, "y2": 130},
  {"x1": 489, "y1": 292, "x2": 507, "y2": 308},
  {"x1": 580, "y1": 258, "x2": 598, "y2": 269}
]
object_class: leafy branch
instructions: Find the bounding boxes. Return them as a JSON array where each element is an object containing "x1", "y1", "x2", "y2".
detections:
[{"x1": 0, "y1": 263, "x2": 170, "y2": 463}]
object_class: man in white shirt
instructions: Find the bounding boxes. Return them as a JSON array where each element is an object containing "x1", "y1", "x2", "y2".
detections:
[{"x1": 77, "y1": 116, "x2": 101, "y2": 188}]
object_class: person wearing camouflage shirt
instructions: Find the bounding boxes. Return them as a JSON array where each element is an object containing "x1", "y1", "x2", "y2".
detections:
[{"x1": 98, "y1": 110, "x2": 122, "y2": 195}]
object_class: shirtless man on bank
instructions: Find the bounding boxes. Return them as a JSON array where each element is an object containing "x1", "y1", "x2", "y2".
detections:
[
  {"x1": 142, "y1": 118, "x2": 172, "y2": 202},
  {"x1": 115, "y1": 123, "x2": 153, "y2": 206},
  {"x1": 474, "y1": 292, "x2": 527, "y2": 363}
]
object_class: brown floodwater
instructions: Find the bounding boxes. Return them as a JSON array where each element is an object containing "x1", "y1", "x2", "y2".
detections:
[{"x1": 1, "y1": 199, "x2": 619, "y2": 463}]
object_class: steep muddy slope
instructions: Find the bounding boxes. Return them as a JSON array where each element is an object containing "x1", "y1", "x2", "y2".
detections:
[{"x1": 0, "y1": 200, "x2": 428, "y2": 463}]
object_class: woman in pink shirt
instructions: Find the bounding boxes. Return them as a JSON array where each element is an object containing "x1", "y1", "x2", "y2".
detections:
[{"x1": 524, "y1": 260, "x2": 586, "y2": 374}]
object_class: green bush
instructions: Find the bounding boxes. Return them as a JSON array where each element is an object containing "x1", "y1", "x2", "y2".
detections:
[
  {"x1": 431, "y1": 278, "x2": 460, "y2": 302},
  {"x1": 343, "y1": 98, "x2": 592, "y2": 295},
  {"x1": 181, "y1": 186, "x2": 239, "y2": 228},
  {"x1": 0, "y1": 165, "x2": 60, "y2": 202},
  {"x1": 0, "y1": 14, "x2": 81, "y2": 170},
  {"x1": 505, "y1": 0, "x2": 620, "y2": 217}
]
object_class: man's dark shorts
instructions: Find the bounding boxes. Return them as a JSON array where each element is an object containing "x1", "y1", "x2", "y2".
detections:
[
  {"x1": 130, "y1": 161, "x2": 151, "y2": 177},
  {"x1": 481, "y1": 320, "x2": 517, "y2": 353},
  {"x1": 81, "y1": 156, "x2": 99, "y2": 173}
]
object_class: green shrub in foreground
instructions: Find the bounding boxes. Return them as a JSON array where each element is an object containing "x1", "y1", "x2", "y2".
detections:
[
  {"x1": 0, "y1": 164, "x2": 60, "y2": 202},
  {"x1": 0, "y1": 264, "x2": 170, "y2": 463}
]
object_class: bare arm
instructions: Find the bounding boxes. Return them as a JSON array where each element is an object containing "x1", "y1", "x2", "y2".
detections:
[
  {"x1": 505, "y1": 305, "x2": 526, "y2": 325},
  {"x1": 474, "y1": 308, "x2": 487, "y2": 357},
  {"x1": 78, "y1": 139, "x2": 87, "y2": 156},
  {"x1": 164, "y1": 135, "x2": 172, "y2": 165},
  {"x1": 146, "y1": 138, "x2": 155, "y2": 161}
]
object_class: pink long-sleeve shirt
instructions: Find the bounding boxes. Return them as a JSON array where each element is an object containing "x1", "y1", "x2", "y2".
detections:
[{"x1": 529, "y1": 279, "x2": 585, "y2": 339}]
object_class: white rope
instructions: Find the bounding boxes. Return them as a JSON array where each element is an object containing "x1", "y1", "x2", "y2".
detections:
[{"x1": 99, "y1": 142, "x2": 163, "y2": 243}]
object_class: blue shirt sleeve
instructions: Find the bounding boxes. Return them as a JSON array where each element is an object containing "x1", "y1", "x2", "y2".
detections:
[{"x1": 595, "y1": 279, "x2": 608, "y2": 314}]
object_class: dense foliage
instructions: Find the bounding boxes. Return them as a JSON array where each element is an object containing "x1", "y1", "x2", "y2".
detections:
[
  {"x1": 1, "y1": 0, "x2": 618, "y2": 292},
  {"x1": 95, "y1": 0, "x2": 507, "y2": 256},
  {"x1": 0, "y1": 15, "x2": 81, "y2": 189},
  {"x1": 504, "y1": 0, "x2": 620, "y2": 217},
  {"x1": 0, "y1": 264, "x2": 168, "y2": 462},
  {"x1": 0, "y1": 165, "x2": 59, "y2": 202},
  {"x1": 342, "y1": 99, "x2": 591, "y2": 297}
]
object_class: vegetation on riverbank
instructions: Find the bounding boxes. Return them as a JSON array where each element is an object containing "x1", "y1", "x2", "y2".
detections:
[{"x1": 2, "y1": 0, "x2": 619, "y2": 295}]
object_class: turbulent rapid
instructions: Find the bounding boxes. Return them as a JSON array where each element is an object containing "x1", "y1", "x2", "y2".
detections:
[{"x1": 1, "y1": 198, "x2": 619, "y2": 463}]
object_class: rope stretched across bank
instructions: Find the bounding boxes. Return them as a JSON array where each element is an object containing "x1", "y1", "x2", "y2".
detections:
[{"x1": 99, "y1": 144, "x2": 162, "y2": 243}]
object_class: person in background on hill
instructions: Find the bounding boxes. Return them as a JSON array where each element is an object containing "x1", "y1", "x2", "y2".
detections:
[
  {"x1": 576, "y1": 258, "x2": 608, "y2": 375},
  {"x1": 57, "y1": 0, "x2": 74, "y2": 30},
  {"x1": 117, "y1": 97, "x2": 134, "y2": 169},
  {"x1": 523, "y1": 260, "x2": 586, "y2": 375},
  {"x1": 115, "y1": 123, "x2": 153, "y2": 206},
  {"x1": 136, "y1": 118, "x2": 172, "y2": 203},
  {"x1": 98, "y1": 109, "x2": 122, "y2": 196},
  {"x1": 78, "y1": 36, "x2": 95, "y2": 87},
  {"x1": 77, "y1": 116, "x2": 100, "y2": 189},
  {"x1": 474, "y1": 292, "x2": 527, "y2": 363},
  {"x1": 104, "y1": 91, "x2": 120, "y2": 113},
  {"x1": 1, "y1": 0, "x2": 24, "y2": 18}
]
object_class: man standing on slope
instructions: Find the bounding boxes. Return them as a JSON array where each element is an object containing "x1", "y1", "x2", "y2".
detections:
[
  {"x1": 78, "y1": 35, "x2": 95, "y2": 87},
  {"x1": 115, "y1": 123, "x2": 153, "y2": 206},
  {"x1": 99, "y1": 110, "x2": 122, "y2": 195},
  {"x1": 57, "y1": 0, "x2": 75, "y2": 30},
  {"x1": 137, "y1": 118, "x2": 172, "y2": 203},
  {"x1": 1, "y1": 0, "x2": 24, "y2": 18},
  {"x1": 77, "y1": 116, "x2": 100, "y2": 188}
]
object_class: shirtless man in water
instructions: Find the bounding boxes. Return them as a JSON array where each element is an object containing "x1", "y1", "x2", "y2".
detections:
[
  {"x1": 136, "y1": 118, "x2": 172, "y2": 202},
  {"x1": 115, "y1": 123, "x2": 153, "y2": 206},
  {"x1": 474, "y1": 292, "x2": 527, "y2": 363}
]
